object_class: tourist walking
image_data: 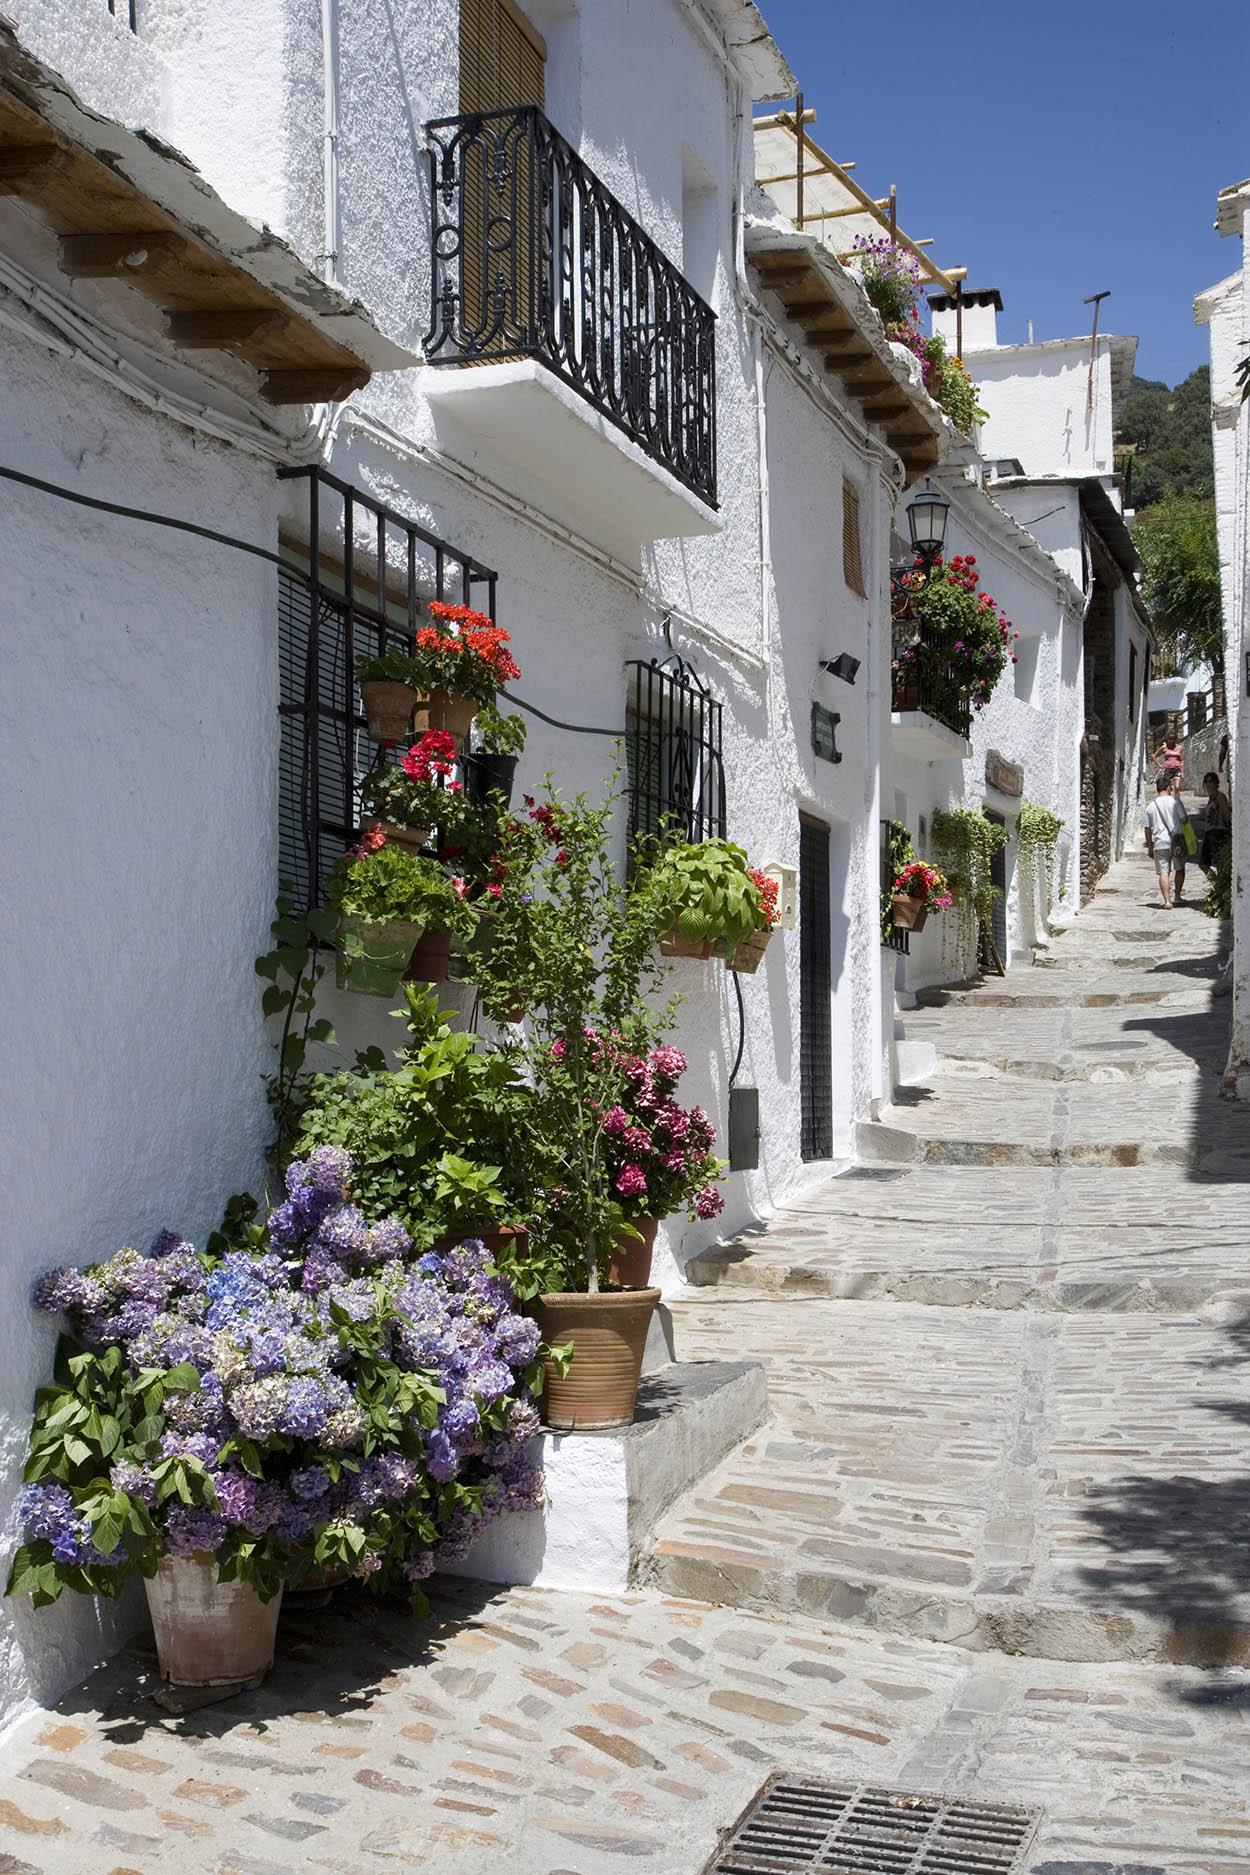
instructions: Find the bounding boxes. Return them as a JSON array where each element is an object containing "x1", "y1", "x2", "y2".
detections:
[
  {"x1": 1199, "y1": 768, "x2": 1232, "y2": 876},
  {"x1": 1150, "y1": 730, "x2": 1185, "y2": 794},
  {"x1": 1144, "y1": 773, "x2": 1192, "y2": 907}
]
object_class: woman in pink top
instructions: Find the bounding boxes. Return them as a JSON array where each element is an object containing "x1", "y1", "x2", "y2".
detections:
[{"x1": 1151, "y1": 732, "x2": 1184, "y2": 794}]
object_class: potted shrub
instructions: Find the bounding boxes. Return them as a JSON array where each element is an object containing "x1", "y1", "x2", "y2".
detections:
[
  {"x1": 893, "y1": 556, "x2": 1017, "y2": 717},
  {"x1": 408, "y1": 602, "x2": 521, "y2": 744},
  {"x1": 464, "y1": 704, "x2": 527, "y2": 810},
  {"x1": 331, "y1": 829, "x2": 474, "y2": 995},
  {"x1": 470, "y1": 781, "x2": 680, "y2": 1429},
  {"x1": 8, "y1": 1148, "x2": 553, "y2": 1678},
  {"x1": 890, "y1": 859, "x2": 953, "y2": 932},
  {"x1": 355, "y1": 646, "x2": 424, "y2": 742},
  {"x1": 645, "y1": 839, "x2": 770, "y2": 960},
  {"x1": 358, "y1": 729, "x2": 465, "y2": 852},
  {"x1": 725, "y1": 868, "x2": 780, "y2": 974}
]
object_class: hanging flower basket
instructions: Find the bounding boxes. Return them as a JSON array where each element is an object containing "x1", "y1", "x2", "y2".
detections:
[
  {"x1": 659, "y1": 930, "x2": 713, "y2": 960},
  {"x1": 360, "y1": 680, "x2": 420, "y2": 742},
  {"x1": 144, "y1": 1554, "x2": 282, "y2": 1689},
  {"x1": 420, "y1": 689, "x2": 477, "y2": 744},
  {"x1": 724, "y1": 927, "x2": 774, "y2": 975},
  {"x1": 608, "y1": 1217, "x2": 659, "y2": 1289},
  {"x1": 534, "y1": 1288, "x2": 660, "y2": 1430},
  {"x1": 891, "y1": 893, "x2": 928, "y2": 932},
  {"x1": 337, "y1": 914, "x2": 426, "y2": 994}
]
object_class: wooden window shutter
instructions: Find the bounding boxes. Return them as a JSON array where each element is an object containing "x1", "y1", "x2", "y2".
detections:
[
  {"x1": 460, "y1": 0, "x2": 545, "y2": 112},
  {"x1": 842, "y1": 482, "x2": 865, "y2": 596}
]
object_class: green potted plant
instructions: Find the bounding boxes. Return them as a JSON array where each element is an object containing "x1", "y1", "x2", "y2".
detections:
[
  {"x1": 331, "y1": 831, "x2": 474, "y2": 995},
  {"x1": 890, "y1": 859, "x2": 953, "y2": 932},
  {"x1": 644, "y1": 839, "x2": 769, "y2": 960},
  {"x1": 355, "y1": 646, "x2": 425, "y2": 742},
  {"x1": 724, "y1": 868, "x2": 781, "y2": 974},
  {"x1": 465, "y1": 703, "x2": 527, "y2": 809},
  {"x1": 358, "y1": 730, "x2": 474, "y2": 853},
  {"x1": 407, "y1": 602, "x2": 521, "y2": 744},
  {"x1": 471, "y1": 780, "x2": 677, "y2": 1429}
]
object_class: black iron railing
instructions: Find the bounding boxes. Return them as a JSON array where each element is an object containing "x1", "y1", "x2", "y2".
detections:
[
  {"x1": 107, "y1": 0, "x2": 138, "y2": 28},
  {"x1": 880, "y1": 820, "x2": 910, "y2": 956},
  {"x1": 425, "y1": 105, "x2": 717, "y2": 507},
  {"x1": 892, "y1": 656, "x2": 972, "y2": 739},
  {"x1": 625, "y1": 656, "x2": 726, "y2": 846}
]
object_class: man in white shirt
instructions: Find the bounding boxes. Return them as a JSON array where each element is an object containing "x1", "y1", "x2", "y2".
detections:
[{"x1": 1144, "y1": 773, "x2": 1191, "y2": 908}]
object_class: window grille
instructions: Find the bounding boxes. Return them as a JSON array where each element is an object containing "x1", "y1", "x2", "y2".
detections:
[
  {"x1": 842, "y1": 482, "x2": 865, "y2": 596},
  {"x1": 625, "y1": 655, "x2": 726, "y2": 846},
  {"x1": 275, "y1": 467, "x2": 497, "y2": 909},
  {"x1": 1128, "y1": 642, "x2": 1137, "y2": 720},
  {"x1": 107, "y1": 0, "x2": 138, "y2": 28},
  {"x1": 880, "y1": 820, "x2": 909, "y2": 956},
  {"x1": 799, "y1": 816, "x2": 833, "y2": 1161}
]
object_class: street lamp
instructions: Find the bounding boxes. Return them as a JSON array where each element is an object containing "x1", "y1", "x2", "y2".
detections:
[{"x1": 906, "y1": 483, "x2": 950, "y2": 568}]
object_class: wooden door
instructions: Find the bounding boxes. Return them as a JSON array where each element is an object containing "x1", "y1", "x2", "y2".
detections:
[{"x1": 459, "y1": 0, "x2": 546, "y2": 352}]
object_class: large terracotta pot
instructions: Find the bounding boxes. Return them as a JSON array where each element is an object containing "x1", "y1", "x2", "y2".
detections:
[
  {"x1": 367, "y1": 819, "x2": 431, "y2": 854},
  {"x1": 535, "y1": 1288, "x2": 660, "y2": 1430},
  {"x1": 608, "y1": 1216, "x2": 659, "y2": 1288},
  {"x1": 891, "y1": 893, "x2": 929, "y2": 932},
  {"x1": 422, "y1": 689, "x2": 478, "y2": 744},
  {"x1": 725, "y1": 927, "x2": 774, "y2": 975},
  {"x1": 338, "y1": 915, "x2": 426, "y2": 994},
  {"x1": 426, "y1": 1224, "x2": 527, "y2": 1258},
  {"x1": 144, "y1": 1554, "x2": 282, "y2": 1688},
  {"x1": 360, "y1": 680, "x2": 419, "y2": 742},
  {"x1": 405, "y1": 928, "x2": 452, "y2": 982},
  {"x1": 660, "y1": 930, "x2": 712, "y2": 960}
]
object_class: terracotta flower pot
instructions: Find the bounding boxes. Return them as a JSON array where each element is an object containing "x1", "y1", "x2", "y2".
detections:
[
  {"x1": 360, "y1": 680, "x2": 419, "y2": 742},
  {"x1": 659, "y1": 930, "x2": 713, "y2": 960},
  {"x1": 144, "y1": 1554, "x2": 282, "y2": 1688},
  {"x1": 891, "y1": 893, "x2": 928, "y2": 933},
  {"x1": 368, "y1": 820, "x2": 432, "y2": 854},
  {"x1": 725, "y1": 927, "x2": 774, "y2": 975},
  {"x1": 422, "y1": 689, "x2": 478, "y2": 744},
  {"x1": 478, "y1": 1223, "x2": 528, "y2": 1260},
  {"x1": 535, "y1": 1288, "x2": 660, "y2": 1430},
  {"x1": 338, "y1": 915, "x2": 426, "y2": 994},
  {"x1": 405, "y1": 927, "x2": 452, "y2": 982},
  {"x1": 608, "y1": 1216, "x2": 659, "y2": 1288}
]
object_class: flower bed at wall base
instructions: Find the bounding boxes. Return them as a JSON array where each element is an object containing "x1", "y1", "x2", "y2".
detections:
[{"x1": 8, "y1": 1148, "x2": 546, "y2": 1613}]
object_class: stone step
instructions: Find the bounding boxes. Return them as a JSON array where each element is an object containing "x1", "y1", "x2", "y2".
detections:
[{"x1": 645, "y1": 1296, "x2": 1250, "y2": 1668}]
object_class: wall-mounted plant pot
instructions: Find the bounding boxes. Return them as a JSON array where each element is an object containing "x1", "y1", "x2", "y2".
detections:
[
  {"x1": 534, "y1": 1288, "x2": 660, "y2": 1430},
  {"x1": 421, "y1": 689, "x2": 477, "y2": 744},
  {"x1": 725, "y1": 928, "x2": 774, "y2": 975},
  {"x1": 144, "y1": 1555, "x2": 282, "y2": 1688},
  {"x1": 405, "y1": 927, "x2": 452, "y2": 982},
  {"x1": 464, "y1": 751, "x2": 519, "y2": 808},
  {"x1": 891, "y1": 893, "x2": 929, "y2": 932},
  {"x1": 659, "y1": 930, "x2": 713, "y2": 960},
  {"x1": 365, "y1": 820, "x2": 432, "y2": 855},
  {"x1": 338, "y1": 915, "x2": 426, "y2": 994},
  {"x1": 360, "y1": 680, "x2": 420, "y2": 742},
  {"x1": 608, "y1": 1216, "x2": 659, "y2": 1289}
]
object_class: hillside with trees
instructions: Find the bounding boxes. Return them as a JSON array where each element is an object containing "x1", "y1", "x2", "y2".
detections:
[
  {"x1": 1116, "y1": 366, "x2": 1213, "y2": 510},
  {"x1": 1118, "y1": 366, "x2": 1221, "y2": 674}
]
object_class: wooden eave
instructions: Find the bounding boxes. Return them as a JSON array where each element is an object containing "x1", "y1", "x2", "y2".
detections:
[
  {"x1": 0, "y1": 29, "x2": 409, "y2": 403},
  {"x1": 748, "y1": 235, "x2": 944, "y2": 482}
]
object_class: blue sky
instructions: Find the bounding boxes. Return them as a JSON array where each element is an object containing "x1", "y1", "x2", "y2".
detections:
[{"x1": 755, "y1": 0, "x2": 1246, "y2": 386}]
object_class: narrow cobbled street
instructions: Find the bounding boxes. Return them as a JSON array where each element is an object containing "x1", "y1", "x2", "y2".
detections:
[{"x1": 1, "y1": 842, "x2": 1246, "y2": 1874}]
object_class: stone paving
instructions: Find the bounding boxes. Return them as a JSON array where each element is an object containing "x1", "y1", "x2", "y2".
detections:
[{"x1": 1, "y1": 842, "x2": 1248, "y2": 1871}]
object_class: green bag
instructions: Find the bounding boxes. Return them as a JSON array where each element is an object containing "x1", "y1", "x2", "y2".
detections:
[{"x1": 1180, "y1": 815, "x2": 1198, "y2": 858}]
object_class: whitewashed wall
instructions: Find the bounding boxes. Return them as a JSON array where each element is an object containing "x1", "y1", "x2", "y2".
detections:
[
  {"x1": 968, "y1": 337, "x2": 1120, "y2": 480},
  {"x1": 0, "y1": 324, "x2": 282, "y2": 1735}
]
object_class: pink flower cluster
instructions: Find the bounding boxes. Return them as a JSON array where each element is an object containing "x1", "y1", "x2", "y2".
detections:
[{"x1": 595, "y1": 1040, "x2": 724, "y2": 1223}]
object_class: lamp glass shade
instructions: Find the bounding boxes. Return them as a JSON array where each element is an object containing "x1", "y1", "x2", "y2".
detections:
[{"x1": 907, "y1": 487, "x2": 950, "y2": 556}]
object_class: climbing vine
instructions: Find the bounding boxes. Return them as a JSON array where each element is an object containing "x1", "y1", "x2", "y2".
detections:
[
  {"x1": 931, "y1": 807, "x2": 1008, "y2": 974},
  {"x1": 1016, "y1": 801, "x2": 1064, "y2": 920}
]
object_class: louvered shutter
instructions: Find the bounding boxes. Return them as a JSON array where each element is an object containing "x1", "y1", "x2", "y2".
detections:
[
  {"x1": 459, "y1": 0, "x2": 546, "y2": 351},
  {"x1": 842, "y1": 483, "x2": 865, "y2": 596}
]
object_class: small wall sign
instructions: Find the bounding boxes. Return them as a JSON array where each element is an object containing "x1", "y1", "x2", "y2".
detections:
[
  {"x1": 985, "y1": 748, "x2": 1024, "y2": 797},
  {"x1": 811, "y1": 702, "x2": 843, "y2": 764}
]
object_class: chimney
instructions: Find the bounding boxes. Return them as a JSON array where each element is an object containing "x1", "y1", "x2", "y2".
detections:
[{"x1": 928, "y1": 287, "x2": 1003, "y2": 355}]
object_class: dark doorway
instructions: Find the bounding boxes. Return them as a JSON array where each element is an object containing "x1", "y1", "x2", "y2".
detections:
[
  {"x1": 985, "y1": 808, "x2": 1008, "y2": 967},
  {"x1": 799, "y1": 816, "x2": 832, "y2": 1161}
]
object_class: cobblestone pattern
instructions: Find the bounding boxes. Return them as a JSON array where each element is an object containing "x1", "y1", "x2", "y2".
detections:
[{"x1": 0, "y1": 1584, "x2": 1245, "y2": 1875}]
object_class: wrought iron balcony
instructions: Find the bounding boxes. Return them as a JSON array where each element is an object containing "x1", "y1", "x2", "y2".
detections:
[
  {"x1": 892, "y1": 657, "x2": 973, "y2": 741},
  {"x1": 425, "y1": 105, "x2": 717, "y2": 508}
]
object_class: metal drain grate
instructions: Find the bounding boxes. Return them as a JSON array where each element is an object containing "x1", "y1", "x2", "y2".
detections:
[{"x1": 704, "y1": 1776, "x2": 1041, "y2": 1875}]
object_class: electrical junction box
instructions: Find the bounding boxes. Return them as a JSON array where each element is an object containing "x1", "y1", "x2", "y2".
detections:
[
  {"x1": 762, "y1": 862, "x2": 798, "y2": 930},
  {"x1": 728, "y1": 1086, "x2": 760, "y2": 1171}
]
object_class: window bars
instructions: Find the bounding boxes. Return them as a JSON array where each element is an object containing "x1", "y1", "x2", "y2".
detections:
[
  {"x1": 275, "y1": 466, "x2": 497, "y2": 909},
  {"x1": 424, "y1": 104, "x2": 718, "y2": 507},
  {"x1": 106, "y1": 0, "x2": 138, "y2": 29},
  {"x1": 880, "y1": 821, "x2": 909, "y2": 956},
  {"x1": 625, "y1": 655, "x2": 726, "y2": 847}
]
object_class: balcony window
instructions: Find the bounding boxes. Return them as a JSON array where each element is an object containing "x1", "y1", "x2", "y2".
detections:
[{"x1": 425, "y1": 105, "x2": 718, "y2": 508}]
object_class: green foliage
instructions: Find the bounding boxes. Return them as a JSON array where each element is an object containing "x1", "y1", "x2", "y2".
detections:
[
  {"x1": 1116, "y1": 368, "x2": 1213, "y2": 510},
  {"x1": 643, "y1": 839, "x2": 768, "y2": 948},
  {"x1": 880, "y1": 820, "x2": 915, "y2": 943},
  {"x1": 295, "y1": 986, "x2": 545, "y2": 1274},
  {"x1": 473, "y1": 704, "x2": 527, "y2": 756},
  {"x1": 255, "y1": 892, "x2": 340, "y2": 1161},
  {"x1": 355, "y1": 647, "x2": 423, "y2": 686},
  {"x1": 1016, "y1": 801, "x2": 1063, "y2": 857},
  {"x1": 332, "y1": 843, "x2": 474, "y2": 931},
  {"x1": 932, "y1": 807, "x2": 1007, "y2": 927},
  {"x1": 1132, "y1": 496, "x2": 1223, "y2": 676},
  {"x1": 925, "y1": 336, "x2": 986, "y2": 436},
  {"x1": 1204, "y1": 839, "x2": 1232, "y2": 921}
]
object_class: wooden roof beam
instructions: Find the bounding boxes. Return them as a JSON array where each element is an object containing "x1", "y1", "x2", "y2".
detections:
[
  {"x1": 860, "y1": 391, "x2": 913, "y2": 421},
  {"x1": 58, "y1": 230, "x2": 186, "y2": 278},
  {"x1": 166, "y1": 308, "x2": 290, "y2": 350},
  {"x1": 261, "y1": 366, "x2": 371, "y2": 405},
  {"x1": 0, "y1": 143, "x2": 67, "y2": 193}
]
